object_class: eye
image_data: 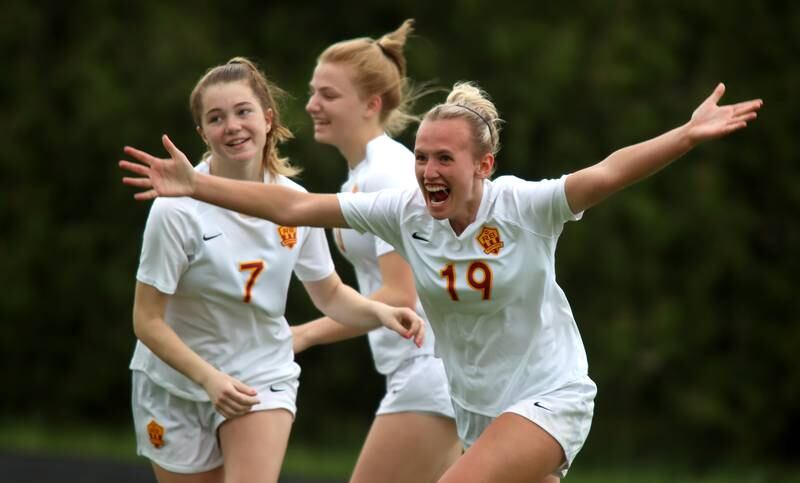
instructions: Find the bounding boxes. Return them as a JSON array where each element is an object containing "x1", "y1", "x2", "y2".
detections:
[
  {"x1": 238, "y1": 107, "x2": 252, "y2": 116},
  {"x1": 415, "y1": 153, "x2": 427, "y2": 163},
  {"x1": 207, "y1": 115, "x2": 222, "y2": 124}
]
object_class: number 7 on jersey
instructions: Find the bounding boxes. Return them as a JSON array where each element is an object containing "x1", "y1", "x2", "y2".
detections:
[{"x1": 239, "y1": 260, "x2": 265, "y2": 303}]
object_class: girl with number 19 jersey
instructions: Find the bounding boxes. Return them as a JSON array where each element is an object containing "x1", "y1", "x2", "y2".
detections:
[{"x1": 338, "y1": 175, "x2": 595, "y2": 419}]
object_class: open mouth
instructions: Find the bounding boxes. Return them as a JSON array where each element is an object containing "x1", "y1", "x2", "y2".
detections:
[{"x1": 426, "y1": 185, "x2": 450, "y2": 205}]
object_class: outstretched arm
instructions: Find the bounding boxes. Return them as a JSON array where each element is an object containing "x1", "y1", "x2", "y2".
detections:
[
  {"x1": 120, "y1": 135, "x2": 348, "y2": 229},
  {"x1": 565, "y1": 83, "x2": 763, "y2": 213}
]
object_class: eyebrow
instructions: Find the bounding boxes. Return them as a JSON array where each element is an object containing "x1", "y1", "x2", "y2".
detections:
[{"x1": 204, "y1": 101, "x2": 255, "y2": 116}]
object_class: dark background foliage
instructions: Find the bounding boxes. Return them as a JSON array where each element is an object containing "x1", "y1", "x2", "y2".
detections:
[{"x1": 2, "y1": 0, "x2": 797, "y2": 467}]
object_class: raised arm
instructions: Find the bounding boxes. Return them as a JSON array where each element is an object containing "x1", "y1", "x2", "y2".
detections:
[
  {"x1": 565, "y1": 83, "x2": 763, "y2": 213},
  {"x1": 120, "y1": 135, "x2": 349, "y2": 229}
]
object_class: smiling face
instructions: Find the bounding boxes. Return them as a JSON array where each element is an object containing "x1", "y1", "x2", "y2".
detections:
[
  {"x1": 414, "y1": 118, "x2": 494, "y2": 234},
  {"x1": 306, "y1": 61, "x2": 374, "y2": 150},
  {"x1": 197, "y1": 80, "x2": 272, "y2": 169}
]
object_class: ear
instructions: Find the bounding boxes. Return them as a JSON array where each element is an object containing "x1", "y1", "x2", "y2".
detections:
[
  {"x1": 475, "y1": 152, "x2": 494, "y2": 179},
  {"x1": 196, "y1": 125, "x2": 208, "y2": 145},
  {"x1": 364, "y1": 95, "x2": 382, "y2": 119},
  {"x1": 264, "y1": 108, "x2": 274, "y2": 132}
]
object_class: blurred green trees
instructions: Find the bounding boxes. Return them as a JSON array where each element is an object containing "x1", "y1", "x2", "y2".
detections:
[{"x1": 1, "y1": 0, "x2": 797, "y2": 466}]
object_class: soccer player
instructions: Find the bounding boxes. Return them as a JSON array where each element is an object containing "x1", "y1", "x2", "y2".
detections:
[
  {"x1": 127, "y1": 57, "x2": 423, "y2": 483},
  {"x1": 293, "y1": 19, "x2": 461, "y2": 483},
  {"x1": 121, "y1": 80, "x2": 762, "y2": 482}
]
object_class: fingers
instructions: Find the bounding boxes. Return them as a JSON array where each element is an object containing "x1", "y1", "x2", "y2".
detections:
[
  {"x1": 161, "y1": 134, "x2": 186, "y2": 161},
  {"x1": 122, "y1": 176, "x2": 153, "y2": 189},
  {"x1": 119, "y1": 160, "x2": 150, "y2": 176},
  {"x1": 215, "y1": 385, "x2": 260, "y2": 419},
  {"x1": 123, "y1": 146, "x2": 157, "y2": 165},
  {"x1": 708, "y1": 82, "x2": 726, "y2": 104},
  {"x1": 133, "y1": 190, "x2": 158, "y2": 201},
  {"x1": 161, "y1": 134, "x2": 183, "y2": 158},
  {"x1": 732, "y1": 99, "x2": 764, "y2": 116},
  {"x1": 413, "y1": 316, "x2": 425, "y2": 348}
]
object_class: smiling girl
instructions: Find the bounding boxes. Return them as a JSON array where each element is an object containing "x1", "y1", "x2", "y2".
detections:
[{"x1": 127, "y1": 57, "x2": 423, "y2": 483}]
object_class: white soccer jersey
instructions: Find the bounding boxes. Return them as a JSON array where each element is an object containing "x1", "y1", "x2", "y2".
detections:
[
  {"x1": 130, "y1": 161, "x2": 335, "y2": 401},
  {"x1": 332, "y1": 134, "x2": 435, "y2": 374},
  {"x1": 339, "y1": 175, "x2": 591, "y2": 416}
]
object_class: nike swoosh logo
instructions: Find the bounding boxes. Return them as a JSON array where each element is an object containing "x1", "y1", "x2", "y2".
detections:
[
  {"x1": 269, "y1": 384, "x2": 286, "y2": 393},
  {"x1": 202, "y1": 233, "x2": 222, "y2": 241},
  {"x1": 533, "y1": 401, "x2": 552, "y2": 412},
  {"x1": 411, "y1": 232, "x2": 429, "y2": 242}
]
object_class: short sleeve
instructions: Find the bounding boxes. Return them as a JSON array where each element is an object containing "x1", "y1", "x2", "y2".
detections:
[
  {"x1": 502, "y1": 175, "x2": 582, "y2": 238},
  {"x1": 136, "y1": 199, "x2": 198, "y2": 294},
  {"x1": 337, "y1": 189, "x2": 406, "y2": 250},
  {"x1": 292, "y1": 226, "x2": 336, "y2": 282}
]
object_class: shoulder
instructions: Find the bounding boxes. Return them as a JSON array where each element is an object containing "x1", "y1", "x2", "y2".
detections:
[
  {"x1": 491, "y1": 175, "x2": 565, "y2": 195},
  {"x1": 363, "y1": 136, "x2": 416, "y2": 191},
  {"x1": 148, "y1": 196, "x2": 198, "y2": 220}
]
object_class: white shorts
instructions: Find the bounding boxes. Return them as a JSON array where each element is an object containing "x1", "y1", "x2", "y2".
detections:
[
  {"x1": 453, "y1": 377, "x2": 596, "y2": 478},
  {"x1": 376, "y1": 355, "x2": 455, "y2": 419},
  {"x1": 131, "y1": 370, "x2": 299, "y2": 474}
]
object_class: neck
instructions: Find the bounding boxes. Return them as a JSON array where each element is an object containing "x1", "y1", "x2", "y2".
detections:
[
  {"x1": 339, "y1": 124, "x2": 384, "y2": 169},
  {"x1": 448, "y1": 178, "x2": 485, "y2": 235},
  {"x1": 208, "y1": 156, "x2": 264, "y2": 182}
]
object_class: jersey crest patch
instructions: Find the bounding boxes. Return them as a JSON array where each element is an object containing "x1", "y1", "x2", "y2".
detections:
[
  {"x1": 147, "y1": 419, "x2": 165, "y2": 449},
  {"x1": 476, "y1": 226, "x2": 504, "y2": 255},
  {"x1": 277, "y1": 226, "x2": 297, "y2": 249}
]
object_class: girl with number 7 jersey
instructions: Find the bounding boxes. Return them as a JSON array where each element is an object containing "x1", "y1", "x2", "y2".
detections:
[{"x1": 126, "y1": 57, "x2": 423, "y2": 483}]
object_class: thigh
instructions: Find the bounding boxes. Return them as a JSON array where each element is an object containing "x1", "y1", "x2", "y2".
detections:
[
  {"x1": 132, "y1": 372, "x2": 223, "y2": 474},
  {"x1": 438, "y1": 413, "x2": 564, "y2": 483},
  {"x1": 218, "y1": 409, "x2": 294, "y2": 483},
  {"x1": 350, "y1": 412, "x2": 462, "y2": 483}
]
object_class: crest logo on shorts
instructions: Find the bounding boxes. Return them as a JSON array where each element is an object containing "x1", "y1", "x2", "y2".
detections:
[
  {"x1": 277, "y1": 226, "x2": 297, "y2": 249},
  {"x1": 476, "y1": 226, "x2": 504, "y2": 255},
  {"x1": 147, "y1": 419, "x2": 165, "y2": 449}
]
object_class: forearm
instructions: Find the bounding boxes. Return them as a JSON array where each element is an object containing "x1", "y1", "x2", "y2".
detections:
[
  {"x1": 567, "y1": 122, "x2": 695, "y2": 212},
  {"x1": 193, "y1": 173, "x2": 347, "y2": 228},
  {"x1": 134, "y1": 317, "x2": 218, "y2": 387},
  {"x1": 313, "y1": 282, "x2": 383, "y2": 330},
  {"x1": 600, "y1": 122, "x2": 694, "y2": 189},
  {"x1": 295, "y1": 316, "x2": 372, "y2": 350},
  {"x1": 297, "y1": 284, "x2": 415, "y2": 349}
]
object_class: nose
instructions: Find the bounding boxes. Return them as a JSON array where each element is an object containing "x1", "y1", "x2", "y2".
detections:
[
  {"x1": 224, "y1": 117, "x2": 241, "y2": 134},
  {"x1": 422, "y1": 160, "x2": 439, "y2": 181},
  {"x1": 305, "y1": 94, "x2": 318, "y2": 114}
]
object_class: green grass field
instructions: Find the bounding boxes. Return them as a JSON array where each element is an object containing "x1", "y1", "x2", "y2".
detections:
[{"x1": 1, "y1": 420, "x2": 798, "y2": 482}]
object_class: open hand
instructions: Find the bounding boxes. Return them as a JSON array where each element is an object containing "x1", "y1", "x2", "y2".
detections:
[
  {"x1": 120, "y1": 134, "x2": 197, "y2": 201},
  {"x1": 688, "y1": 83, "x2": 763, "y2": 144}
]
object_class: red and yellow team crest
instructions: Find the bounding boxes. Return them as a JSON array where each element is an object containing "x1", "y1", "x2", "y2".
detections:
[
  {"x1": 476, "y1": 226, "x2": 504, "y2": 255},
  {"x1": 277, "y1": 226, "x2": 297, "y2": 249},
  {"x1": 147, "y1": 419, "x2": 165, "y2": 449}
]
